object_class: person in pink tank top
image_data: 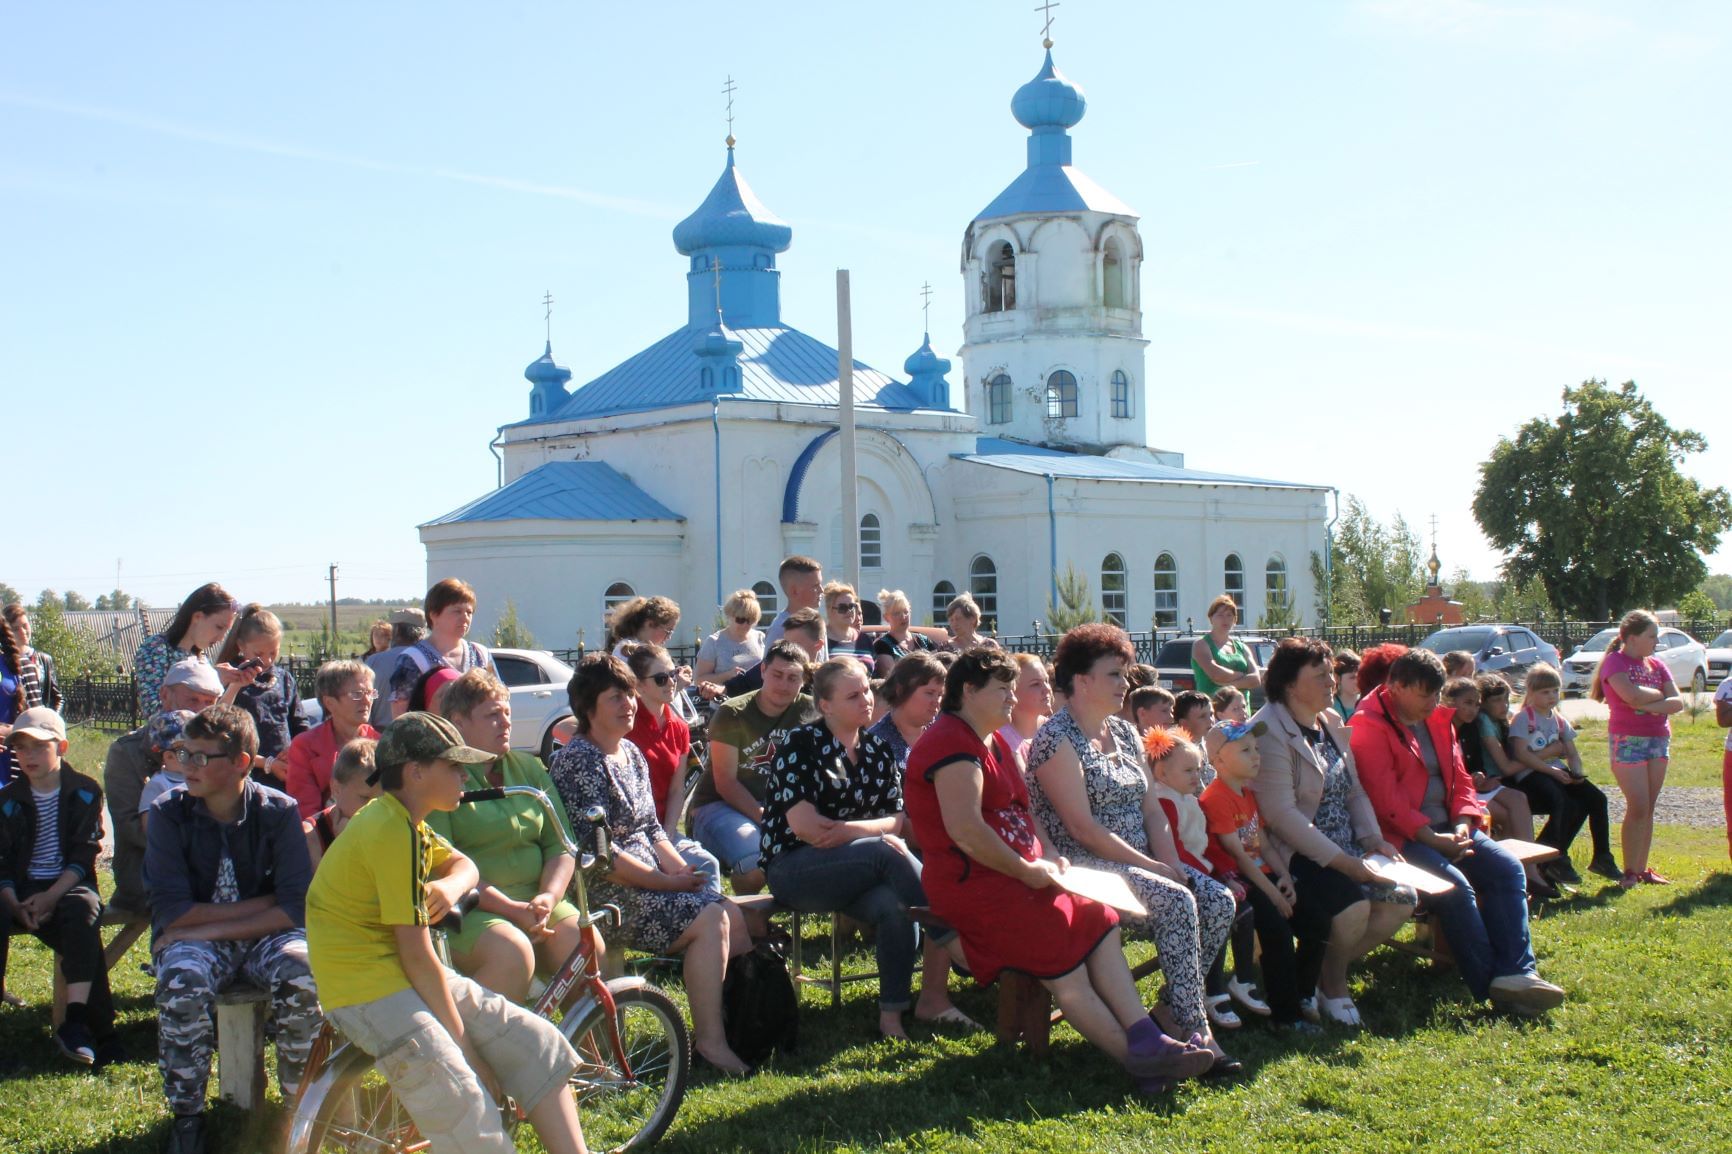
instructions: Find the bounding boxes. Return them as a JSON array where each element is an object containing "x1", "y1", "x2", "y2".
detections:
[{"x1": 1589, "y1": 610, "x2": 1685, "y2": 887}]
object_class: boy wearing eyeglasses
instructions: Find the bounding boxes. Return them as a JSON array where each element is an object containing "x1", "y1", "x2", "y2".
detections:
[
  {"x1": 0, "y1": 707, "x2": 116, "y2": 1065},
  {"x1": 146, "y1": 704, "x2": 320, "y2": 1154}
]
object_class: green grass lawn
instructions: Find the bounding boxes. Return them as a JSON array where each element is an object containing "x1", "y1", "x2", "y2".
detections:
[{"x1": 6, "y1": 736, "x2": 1730, "y2": 1153}]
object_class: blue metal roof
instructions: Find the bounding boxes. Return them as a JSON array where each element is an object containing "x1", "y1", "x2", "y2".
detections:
[
  {"x1": 672, "y1": 148, "x2": 793, "y2": 256},
  {"x1": 976, "y1": 48, "x2": 1135, "y2": 223},
  {"x1": 976, "y1": 164, "x2": 1134, "y2": 221},
  {"x1": 517, "y1": 324, "x2": 929, "y2": 423},
  {"x1": 955, "y1": 438, "x2": 1326, "y2": 490},
  {"x1": 422, "y1": 461, "x2": 684, "y2": 527}
]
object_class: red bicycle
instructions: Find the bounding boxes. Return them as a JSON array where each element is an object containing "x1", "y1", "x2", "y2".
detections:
[{"x1": 286, "y1": 787, "x2": 691, "y2": 1153}]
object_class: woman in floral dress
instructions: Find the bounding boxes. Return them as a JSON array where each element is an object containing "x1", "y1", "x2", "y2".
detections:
[{"x1": 549, "y1": 653, "x2": 752, "y2": 1074}]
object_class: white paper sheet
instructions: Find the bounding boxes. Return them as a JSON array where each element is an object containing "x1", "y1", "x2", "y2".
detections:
[
  {"x1": 1051, "y1": 864, "x2": 1149, "y2": 916},
  {"x1": 1364, "y1": 854, "x2": 1457, "y2": 895}
]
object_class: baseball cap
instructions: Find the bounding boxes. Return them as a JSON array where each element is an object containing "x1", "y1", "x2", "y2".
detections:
[
  {"x1": 9, "y1": 706, "x2": 67, "y2": 744},
  {"x1": 1203, "y1": 719, "x2": 1267, "y2": 760},
  {"x1": 371, "y1": 711, "x2": 494, "y2": 785},
  {"x1": 163, "y1": 659, "x2": 224, "y2": 696},
  {"x1": 148, "y1": 709, "x2": 198, "y2": 755}
]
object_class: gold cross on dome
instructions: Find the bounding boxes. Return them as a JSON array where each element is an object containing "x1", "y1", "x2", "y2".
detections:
[
  {"x1": 1035, "y1": 0, "x2": 1060, "y2": 47},
  {"x1": 722, "y1": 75, "x2": 737, "y2": 146},
  {"x1": 920, "y1": 281, "x2": 933, "y2": 332},
  {"x1": 542, "y1": 290, "x2": 553, "y2": 342}
]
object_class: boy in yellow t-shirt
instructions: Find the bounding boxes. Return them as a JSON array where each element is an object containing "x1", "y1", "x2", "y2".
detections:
[{"x1": 306, "y1": 712, "x2": 589, "y2": 1154}]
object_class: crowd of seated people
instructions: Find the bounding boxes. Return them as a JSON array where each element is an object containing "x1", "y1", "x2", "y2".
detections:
[{"x1": 13, "y1": 562, "x2": 1708, "y2": 1154}]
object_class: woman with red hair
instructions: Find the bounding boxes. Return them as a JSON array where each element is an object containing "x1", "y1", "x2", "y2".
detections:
[{"x1": 1353, "y1": 644, "x2": 1407, "y2": 697}]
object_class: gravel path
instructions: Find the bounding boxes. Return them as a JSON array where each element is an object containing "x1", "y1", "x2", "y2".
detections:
[{"x1": 1606, "y1": 785, "x2": 1726, "y2": 830}]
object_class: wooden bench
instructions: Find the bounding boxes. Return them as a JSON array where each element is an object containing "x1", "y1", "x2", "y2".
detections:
[
  {"x1": 1390, "y1": 838, "x2": 1560, "y2": 967},
  {"x1": 214, "y1": 985, "x2": 272, "y2": 1109}
]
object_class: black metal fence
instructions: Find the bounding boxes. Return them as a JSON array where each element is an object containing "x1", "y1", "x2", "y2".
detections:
[{"x1": 55, "y1": 618, "x2": 1732, "y2": 731}]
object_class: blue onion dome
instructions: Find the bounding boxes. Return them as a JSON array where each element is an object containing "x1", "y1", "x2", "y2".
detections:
[
  {"x1": 672, "y1": 148, "x2": 794, "y2": 255},
  {"x1": 1011, "y1": 50, "x2": 1086, "y2": 130},
  {"x1": 903, "y1": 333, "x2": 950, "y2": 377},
  {"x1": 523, "y1": 341, "x2": 571, "y2": 387}
]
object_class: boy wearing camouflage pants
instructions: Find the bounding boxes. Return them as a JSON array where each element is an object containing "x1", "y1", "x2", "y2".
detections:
[{"x1": 145, "y1": 705, "x2": 321, "y2": 1154}]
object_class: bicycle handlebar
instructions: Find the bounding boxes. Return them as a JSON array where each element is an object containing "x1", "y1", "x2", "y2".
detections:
[{"x1": 459, "y1": 786, "x2": 609, "y2": 863}]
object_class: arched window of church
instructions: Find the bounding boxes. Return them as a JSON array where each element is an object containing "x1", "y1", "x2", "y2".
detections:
[
  {"x1": 1111, "y1": 370, "x2": 1131, "y2": 419},
  {"x1": 1153, "y1": 553, "x2": 1179, "y2": 628},
  {"x1": 987, "y1": 375, "x2": 1012, "y2": 425},
  {"x1": 860, "y1": 514, "x2": 882, "y2": 570},
  {"x1": 752, "y1": 580, "x2": 778, "y2": 628},
  {"x1": 986, "y1": 243, "x2": 1016, "y2": 312},
  {"x1": 1223, "y1": 554, "x2": 1245, "y2": 614},
  {"x1": 1265, "y1": 556, "x2": 1289, "y2": 621},
  {"x1": 603, "y1": 582, "x2": 635, "y2": 629},
  {"x1": 969, "y1": 555, "x2": 999, "y2": 633},
  {"x1": 1103, "y1": 238, "x2": 1127, "y2": 309},
  {"x1": 1101, "y1": 553, "x2": 1128, "y2": 627},
  {"x1": 1045, "y1": 370, "x2": 1078, "y2": 420},
  {"x1": 931, "y1": 580, "x2": 956, "y2": 626},
  {"x1": 701, "y1": 367, "x2": 714, "y2": 391}
]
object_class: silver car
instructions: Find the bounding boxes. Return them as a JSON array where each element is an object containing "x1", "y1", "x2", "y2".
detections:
[
  {"x1": 1561, "y1": 627, "x2": 1709, "y2": 698},
  {"x1": 1702, "y1": 629, "x2": 1731, "y2": 688},
  {"x1": 489, "y1": 647, "x2": 576, "y2": 758}
]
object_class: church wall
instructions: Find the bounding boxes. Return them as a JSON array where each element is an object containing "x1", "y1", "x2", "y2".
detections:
[{"x1": 421, "y1": 520, "x2": 686, "y2": 652}]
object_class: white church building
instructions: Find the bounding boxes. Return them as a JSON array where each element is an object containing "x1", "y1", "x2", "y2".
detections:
[{"x1": 421, "y1": 44, "x2": 1332, "y2": 648}]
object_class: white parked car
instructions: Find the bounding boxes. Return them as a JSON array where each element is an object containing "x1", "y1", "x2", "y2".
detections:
[
  {"x1": 1561, "y1": 627, "x2": 1709, "y2": 698},
  {"x1": 489, "y1": 648, "x2": 576, "y2": 758},
  {"x1": 1706, "y1": 629, "x2": 1732, "y2": 687}
]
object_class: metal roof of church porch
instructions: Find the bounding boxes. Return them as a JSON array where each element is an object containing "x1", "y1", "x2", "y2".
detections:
[
  {"x1": 955, "y1": 438, "x2": 1327, "y2": 490},
  {"x1": 421, "y1": 461, "x2": 684, "y2": 527},
  {"x1": 515, "y1": 325, "x2": 924, "y2": 424}
]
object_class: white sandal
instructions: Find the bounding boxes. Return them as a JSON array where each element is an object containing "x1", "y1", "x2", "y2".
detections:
[
  {"x1": 1314, "y1": 988, "x2": 1362, "y2": 1028},
  {"x1": 1226, "y1": 977, "x2": 1271, "y2": 1016},
  {"x1": 1205, "y1": 993, "x2": 1242, "y2": 1029}
]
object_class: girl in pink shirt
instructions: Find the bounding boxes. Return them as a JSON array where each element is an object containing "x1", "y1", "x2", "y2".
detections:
[{"x1": 1590, "y1": 610, "x2": 1685, "y2": 886}]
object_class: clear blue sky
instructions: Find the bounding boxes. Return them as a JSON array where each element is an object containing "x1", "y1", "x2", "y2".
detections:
[{"x1": 4, "y1": 1, "x2": 1727, "y2": 609}]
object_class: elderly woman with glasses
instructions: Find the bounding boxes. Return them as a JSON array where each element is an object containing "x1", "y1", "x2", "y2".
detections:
[
  {"x1": 695, "y1": 589, "x2": 765, "y2": 701},
  {"x1": 283, "y1": 659, "x2": 382, "y2": 819}
]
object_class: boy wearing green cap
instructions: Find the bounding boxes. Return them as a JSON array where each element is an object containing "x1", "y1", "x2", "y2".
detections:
[{"x1": 306, "y1": 711, "x2": 588, "y2": 1154}]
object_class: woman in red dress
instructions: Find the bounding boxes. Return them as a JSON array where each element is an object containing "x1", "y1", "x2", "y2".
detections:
[{"x1": 905, "y1": 650, "x2": 1214, "y2": 1090}]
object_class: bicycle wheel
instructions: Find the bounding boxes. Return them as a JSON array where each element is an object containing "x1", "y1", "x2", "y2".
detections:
[
  {"x1": 562, "y1": 982, "x2": 690, "y2": 1152},
  {"x1": 292, "y1": 1045, "x2": 425, "y2": 1154}
]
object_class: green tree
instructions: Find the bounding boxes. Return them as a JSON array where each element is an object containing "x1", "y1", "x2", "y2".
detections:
[
  {"x1": 491, "y1": 599, "x2": 537, "y2": 649},
  {"x1": 1450, "y1": 568, "x2": 1493, "y2": 622},
  {"x1": 1474, "y1": 380, "x2": 1732, "y2": 620},
  {"x1": 62, "y1": 590, "x2": 91, "y2": 611},
  {"x1": 26, "y1": 599, "x2": 104, "y2": 679},
  {"x1": 1677, "y1": 590, "x2": 1717, "y2": 622},
  {"x1": 1699, "y1": 574, "x2": 1732, "y2": 612},
  {"x1": 1310, "y1": 495, "x2": 1426, "y2": 625},
  {"x1": 1046, "y1": 564, "x2": 1100, "y2": 633},
  {"x1": 0, "y1": 583, "x2": 19, "y2": 606},
  {"x1": 35, "y1": 588, "x2": 58, "y2": 610},
  {"x1": 94, "y1": 589, "x2": 134, "y2": 611}
]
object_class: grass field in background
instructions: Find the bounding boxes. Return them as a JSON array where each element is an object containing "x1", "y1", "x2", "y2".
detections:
[{"x1": 6, "y1": 736, "x2": 1729, "y2": 1154}]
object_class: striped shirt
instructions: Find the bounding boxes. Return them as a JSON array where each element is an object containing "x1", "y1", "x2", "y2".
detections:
[{"x1": 28, "y1": 787, "x2": 62, "y2": 880}]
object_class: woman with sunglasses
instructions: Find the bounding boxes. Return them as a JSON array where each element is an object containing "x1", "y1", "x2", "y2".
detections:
[
  {"x1": 823, "y1": 582, "x2": 877, "y2": 674},
  {"x1": 624, "y1": 642, "x2": 699, "y2": 831},
  {"x1": 695, "y1": 589, "x2": 765, "y2": 701}
]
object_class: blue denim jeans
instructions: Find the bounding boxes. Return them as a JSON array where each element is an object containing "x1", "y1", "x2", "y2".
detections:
[
  {"x1": 691, "y1": 801, "x2": 761, "y2": 877},
  {"x1": 765, "y1": 837, "x2": 927, "y2": 1011},
  {"x1": 1401, "y1": 829, "x2": 1536, "y2": 1000},
  {"x1": 675, "y1": 838, "x2": 724, "y2": 894}
]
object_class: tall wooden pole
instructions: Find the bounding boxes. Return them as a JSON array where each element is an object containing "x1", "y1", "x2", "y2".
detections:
[{"x1": 837, "y1": 270, "x2": 859, "y2": 591}]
